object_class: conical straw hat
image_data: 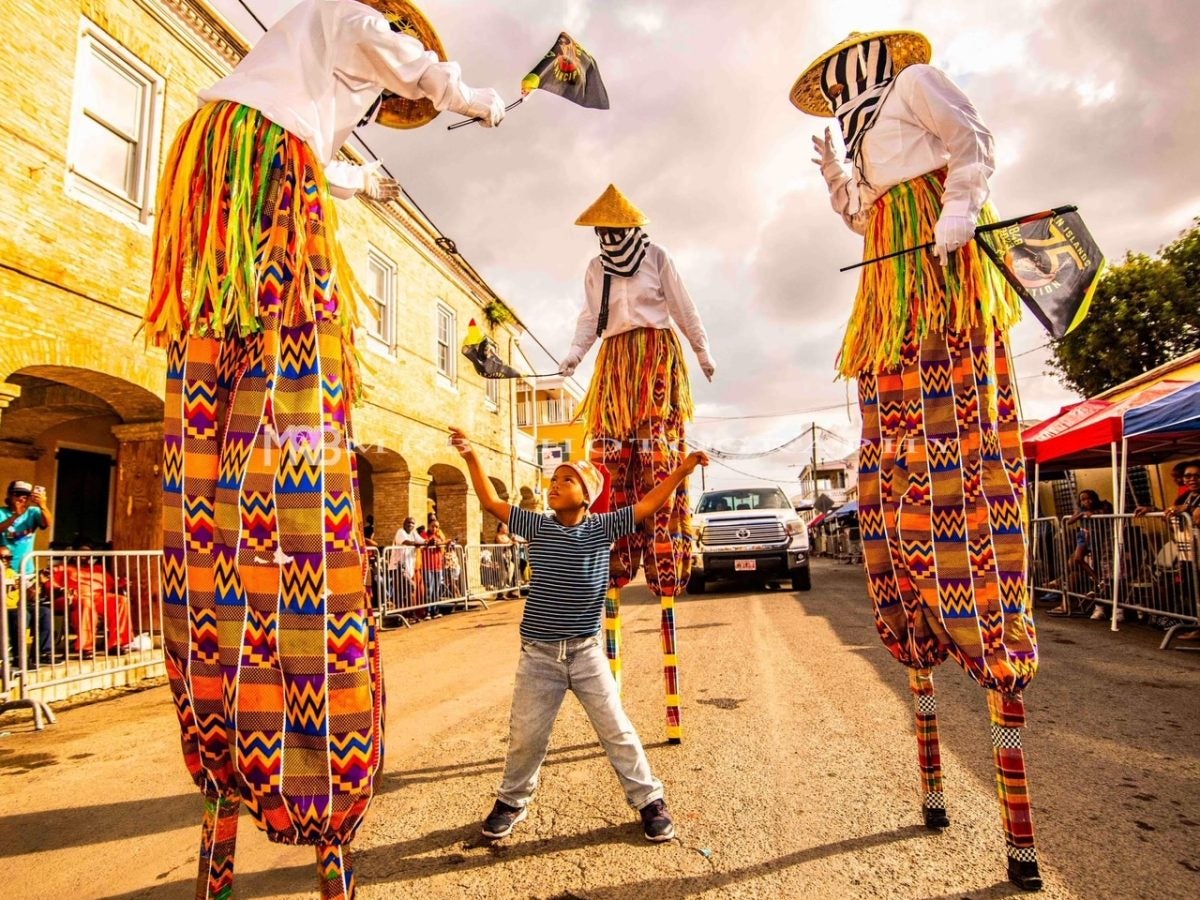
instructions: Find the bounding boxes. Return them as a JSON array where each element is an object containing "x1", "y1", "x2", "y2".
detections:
[
  {"x1": 789, "y1": 30, "x2": 931, "y2": 117},
  {"x1": 574, "y1": 184, "x2": 648, "y2": 228},
  {"x1": 367, "y1": 1, "x2": 448, "y2": 129}
]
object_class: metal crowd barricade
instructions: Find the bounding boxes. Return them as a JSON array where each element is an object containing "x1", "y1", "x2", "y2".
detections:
[
  {"x1": 1029, "y1": 516, "x2": 1067, "y2": 606},
  {"x1": 1034, "y1": 513, "x2": 1198, "y2": 650},
  {"x1": 374, "y1": 542, "x2": 473, "y2": 627},
  {"x1": 462, "y1": 542, "x2": 528, "y2": 602},
  {"x1": 1109, "y1": 513, "x2": 1199, "y2": 648},
  {"x1": 2, "y1": 550, "x2": 163, "y2": 728}
]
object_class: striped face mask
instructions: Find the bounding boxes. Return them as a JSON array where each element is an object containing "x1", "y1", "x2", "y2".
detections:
[
  {"x1": 596, "y1": 227, "x2": 649, "y2": 277},
  {"x1": 820, "y1": 39, "x2": 894, "y2": 163}
]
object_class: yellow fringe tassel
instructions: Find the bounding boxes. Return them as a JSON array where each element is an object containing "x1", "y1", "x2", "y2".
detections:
[
  {"x1": 577, "y1": 327, "x2": 694, "y2": 438},
  {"x1": 838, "y1": 171, "x2": 1021, "y2": 378}
]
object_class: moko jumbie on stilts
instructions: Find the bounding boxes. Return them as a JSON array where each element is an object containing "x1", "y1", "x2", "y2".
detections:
[
  {"x1": 143, "y1": 2, "x2": 504, "y2": 896},
  {"x1": 793, "y1": 31, "x2": 1042, "y2": 890},
  {"x1": 559, "y1": 186, "x2": 716, "y2": 744}
]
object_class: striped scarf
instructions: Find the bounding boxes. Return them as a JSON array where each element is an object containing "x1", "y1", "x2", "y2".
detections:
[
  {"x1": 598, "y1": 228, "x2": 649, "y2": 277},
  {"x1": 821, "y1": 39, "x2": 894, "y2": 164}
]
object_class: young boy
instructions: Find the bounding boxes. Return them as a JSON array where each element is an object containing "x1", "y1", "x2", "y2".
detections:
[{"x1": 449, "y1": 426, "x2": 708, "y2": 842}]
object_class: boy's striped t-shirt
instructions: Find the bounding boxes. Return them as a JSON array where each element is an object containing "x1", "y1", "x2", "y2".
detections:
[{"x1": 508, "y1": 505, "x2": 636, "y2": 641}]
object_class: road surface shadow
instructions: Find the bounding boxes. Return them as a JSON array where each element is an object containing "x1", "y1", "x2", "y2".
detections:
[
  {"x1": 377, "y1": 742, "x2": 606, "y2": 790},
  {"x1": 103, "y1": 821, "x2": 651, "y2": 898},
  {"x1": 1, "y1": 793, "x2": 201, "y2": 858},
  {"x1": 528, "y1": 824, "x2": 930, "y2": 899},
  {"x1": 795, "y1": 560, "x2": 1200, "y2": 898}
]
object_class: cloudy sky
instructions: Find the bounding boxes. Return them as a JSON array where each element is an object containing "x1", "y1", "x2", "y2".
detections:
[{"x1": 213, "y1": 0, "x2": 1200, "y2": 492}]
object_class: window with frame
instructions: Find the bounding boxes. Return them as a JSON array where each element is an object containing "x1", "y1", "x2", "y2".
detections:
[
  {"x1": 364, "y1": 248, "x2": 397, "y2": 347},
  {"x1": 486, "y1": 376, "x2": 500, "y2": 408},
  {"x1": 436, "y1": 304, "x2": 456, "y2": 381},
  {"x1": 67, "y1": 20, "x2": 163, "y2": 224}
]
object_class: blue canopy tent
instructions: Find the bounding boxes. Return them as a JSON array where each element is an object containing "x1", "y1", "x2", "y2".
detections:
[{"x1": 831, "y1": 499, "x2": 859, "y2": 519}]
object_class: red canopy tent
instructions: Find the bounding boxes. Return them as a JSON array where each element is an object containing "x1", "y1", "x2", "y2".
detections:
[
  {"x1": 1021, "y1": 397, "x2": 1111, "y2": 463},
  {"x1": 1028, "y1": 380, "x2": 1189, "y2": 467}
]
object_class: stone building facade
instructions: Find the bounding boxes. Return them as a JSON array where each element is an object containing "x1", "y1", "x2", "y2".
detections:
[{"x1": 0, "y1": 0, "x2": 539, "y2": 553}]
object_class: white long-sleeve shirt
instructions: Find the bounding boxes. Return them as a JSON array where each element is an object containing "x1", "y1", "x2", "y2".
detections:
[
  {"x1": 200, "y1": 0, "x2": 479, "y2": 198},
  {"x1": 822, "y1": 64, "x2": 995, "y2": 235},
  {"x1": 567, "y1": 243, "x2": 711, "y2": 364}
]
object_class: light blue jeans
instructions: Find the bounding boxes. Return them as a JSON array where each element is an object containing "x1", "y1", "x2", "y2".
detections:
[{"x1": 497, "y1": 634, "x2": 664, "y2": 810}]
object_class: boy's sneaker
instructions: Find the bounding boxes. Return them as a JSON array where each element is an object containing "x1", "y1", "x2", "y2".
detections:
[
  {"x1": 482, "y1": 800, "x2": 527, "y2": 839},
  {"x1": 639, "y1": 799, "x2": 675, "y2": 842}
]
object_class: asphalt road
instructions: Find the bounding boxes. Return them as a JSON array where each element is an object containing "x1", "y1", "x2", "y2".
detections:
[{"x1": 2, "y1": 559, "x2": 1199, "y2": 899}]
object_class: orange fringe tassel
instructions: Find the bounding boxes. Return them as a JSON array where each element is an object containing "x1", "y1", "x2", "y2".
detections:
[
  {"x1": 838, "y1": 171, "x2": 1021, "y2": 378},
  {"x1": 577, "y1": 327, "x2": 693, "y2": 438}
]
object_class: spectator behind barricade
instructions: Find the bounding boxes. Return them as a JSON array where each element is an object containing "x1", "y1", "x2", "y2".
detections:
[
  {"x1": 52, "y1": 542, "x2": 134, "y2": 657},
  {"x1": 1141, "y1": 460, "x2": 1200, "y2": 641},
  {"x1": 423, "y1": 514, "x2": 448, "y2": 618},
  {"x1": 496, "y1": 522, "x2": 520, "y2": 599},
  {"x1": 389, "y1": 516, "x2": 422, "y2": 608},
  {"x1": 445, "y1": 538, "x2": 465, "y2": 603},
  {"x1": 1, "y1": 481, "x2": 53, "y2": 579},
  {"x1": 1048, "y1": 490, "x2": 1109, "y2": 616},
  {"x1": 4, "y1": 546, "x2": 52, "y2": 668}
]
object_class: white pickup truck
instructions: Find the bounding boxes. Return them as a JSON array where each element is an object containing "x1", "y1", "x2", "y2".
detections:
[{"x1": 687, "y1": 484, "x2": 811, "y2": 594}]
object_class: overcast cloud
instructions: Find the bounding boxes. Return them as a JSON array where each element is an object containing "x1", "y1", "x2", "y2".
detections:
[{"x1": 213, "y1": 0, "x2": 1200, "y2": 490}]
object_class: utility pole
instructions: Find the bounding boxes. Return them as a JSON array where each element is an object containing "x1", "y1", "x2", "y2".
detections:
[{"x1": 811, "y1": 422, "x2": 819, "y2": 502}]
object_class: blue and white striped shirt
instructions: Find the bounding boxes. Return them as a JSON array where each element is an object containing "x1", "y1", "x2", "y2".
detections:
[{"x1": 509, "y1": 505, "x2": 636, "y2": 641}]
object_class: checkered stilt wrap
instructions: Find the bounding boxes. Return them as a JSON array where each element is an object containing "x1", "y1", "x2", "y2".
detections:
[
  {"x1": 909, "y1": 668, "x2": 949, "y2": 829},
  {"x1": 197, "y1": 794, "x2": 239, "y2": 900},
  {"x1": 603, "y1": 586, "x2": 623, "y2": 691},
  {"x1": 586, "y1": 327, "x2": 693, "y2": 742},
  {"x1": 316, "y1": 843, "x2": 355, "y2": 899},
  {"x1": 988, "y1": 690, "x2": 1042, "y2": 889}
]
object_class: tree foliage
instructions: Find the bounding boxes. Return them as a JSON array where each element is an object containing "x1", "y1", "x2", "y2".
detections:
[{"x1": 1049, "y1": 219, "x2": 1200, "y2": 397}]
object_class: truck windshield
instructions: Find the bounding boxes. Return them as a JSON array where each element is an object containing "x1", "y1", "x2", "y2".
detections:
[{"x1": 697, "y1": 489, "x2": 790, "y2": 514}]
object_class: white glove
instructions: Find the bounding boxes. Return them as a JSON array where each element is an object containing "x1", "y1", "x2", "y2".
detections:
[
  {"x1": 558, "y1": 352, "x2": 581, "y2": 378},
  {"x1": 465, "y1": 87, "x2": 506, "y2": 128},
  {"x1": 361, "y1": 162, "x2": 401, "y2": 202},
  {"x1": 810, "y1": 127, "x2": 845, "y2": 186},
  {"x1": 697, "y1": 350, "x2": 716, "y2": 383},
  {"x1": 933, "y1": 214, "x2": 975, "y2": 266}
]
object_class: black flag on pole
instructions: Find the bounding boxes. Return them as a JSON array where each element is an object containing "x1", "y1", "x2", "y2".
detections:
[
  {"x1": 521, "y1": 33, "x2": 610, "y2": 109},
  {"x1": 975, "y1": 206, "x2": 1106, "y2": 339}
]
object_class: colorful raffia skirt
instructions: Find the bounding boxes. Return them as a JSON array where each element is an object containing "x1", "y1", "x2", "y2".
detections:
[
  {"x1": 146, "y1": 101, "x2": 382, "y2": 846},
  {"x1": 849, "y1": 172, "x2": 1038, "y2": 694},
  {"x1": 577, "y1": 326, "x2": 693, "y2": 440}
]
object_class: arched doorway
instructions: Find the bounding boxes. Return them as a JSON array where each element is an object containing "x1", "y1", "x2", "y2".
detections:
[
  {"x1": 0, "y1": 367, "x2": 163, "y2": 551},
  {"x1": 482, "y1": 476, "x2": 509, "y2": 543},
  {"x1": 427, "y1": 463, "x2": 468, "y2": 544},
  {"x1": 354, "y1": 444, "x2": 410, "y2": 548}
]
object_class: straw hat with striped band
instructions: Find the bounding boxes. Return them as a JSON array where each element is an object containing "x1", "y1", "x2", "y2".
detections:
[
  {"x1": 574, "y1": 184, "x2": 648, "y2": 228},
  {"x1": 790, "y1": 30, "x2": 931, "y2": 117},
  {"x1": 366, "y1": 0, "x2": 447, "y2": 129}
]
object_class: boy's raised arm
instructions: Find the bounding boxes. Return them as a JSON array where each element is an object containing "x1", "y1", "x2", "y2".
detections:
[
  {"x1": 633, "y1": 450, "x2": 709, "y2": 524},
  {"x1": 449, "y1": 427, "x2": 512, "y2": 523}
]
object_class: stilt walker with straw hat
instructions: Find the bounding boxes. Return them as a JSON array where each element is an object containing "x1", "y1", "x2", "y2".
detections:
[
  {"x1": 560, "y1": 185, "x2": 715, "y2": 744},
  {"x1": 793, "y1": 31, "x2": 1042, "y2": 891},
  {"x1": 143, "y1": 2, "x2": 505, "y2": 896}
]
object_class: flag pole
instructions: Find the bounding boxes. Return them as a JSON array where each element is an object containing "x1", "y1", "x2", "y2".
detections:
[
  {"x1": 447, "y1": 97, "x2": 525, "y2": 131},
  {"x1": 839, "y1": 242, "x2": 934, "y2": 272},
  {"x1": 841, "y1": 205, "x2": 1078, "y2": 272}
]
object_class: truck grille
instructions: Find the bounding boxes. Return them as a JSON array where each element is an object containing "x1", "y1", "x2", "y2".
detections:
[{"x1": 701, "y1": 518, "x2": 786, "y2": 546}]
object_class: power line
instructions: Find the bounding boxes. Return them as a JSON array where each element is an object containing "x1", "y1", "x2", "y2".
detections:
[
  {"x1": 234, "y1": 0, "x2": 267, "y2": 32},
  {"x1": 693, "y1": 400, "x2": 854, "y2": 421}
]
